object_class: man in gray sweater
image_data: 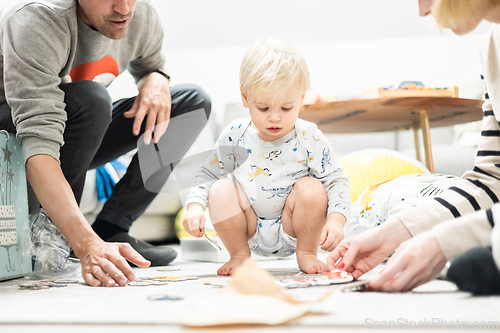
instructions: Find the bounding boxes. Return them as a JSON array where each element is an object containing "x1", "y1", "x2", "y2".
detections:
[{"x1": 0, "y1": 0, "x2": 211, "y2": 287}]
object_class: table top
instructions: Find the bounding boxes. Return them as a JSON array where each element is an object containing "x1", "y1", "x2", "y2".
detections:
[{"x1": 299, "y1": 97, "x2": 484, "y2": 133}]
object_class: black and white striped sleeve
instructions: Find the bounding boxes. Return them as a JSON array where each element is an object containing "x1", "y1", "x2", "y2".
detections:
[{"x1": 393, "y1": 74, "x2": 497, "y2": 260}]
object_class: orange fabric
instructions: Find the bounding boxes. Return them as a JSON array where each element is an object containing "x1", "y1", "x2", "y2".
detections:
[{"x1": 69, "y1": 55, "x2": 118, "y2": 82}]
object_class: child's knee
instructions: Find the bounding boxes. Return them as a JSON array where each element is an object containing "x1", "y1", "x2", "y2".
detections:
[
  {"x1": 292, "y1": 177, "x2": 327, "y2": 208},
  {"x1": 209, "y1": 178, "x2": 235, "y2": 202}
]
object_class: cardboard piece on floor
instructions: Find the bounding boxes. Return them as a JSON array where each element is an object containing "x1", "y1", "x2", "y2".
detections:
[{"x1": 177, "y1": 258, "x2": 331, "y2": 327}]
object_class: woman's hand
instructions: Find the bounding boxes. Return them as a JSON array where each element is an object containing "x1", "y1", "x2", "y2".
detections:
[
  {"x1": 327, "y1": 217, "x2": 412, "y2": 279},
  {"x1": 368, "y1": 229, "x2": 447, "y2": 292}
]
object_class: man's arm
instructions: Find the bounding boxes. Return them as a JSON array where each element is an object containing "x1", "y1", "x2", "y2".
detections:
[
  {"x1": 3, "y1": 4, "x2": 152, "y2": 287},
  {"x1": 26, "y1": 155, "x2": 150, "y2": 287}
]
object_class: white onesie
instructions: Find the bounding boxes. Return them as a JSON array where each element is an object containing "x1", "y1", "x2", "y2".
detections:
[{"x1": 186, "y1": 117, "x2": 351, "y2": 256}]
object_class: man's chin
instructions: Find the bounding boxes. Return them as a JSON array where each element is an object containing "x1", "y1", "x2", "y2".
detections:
[{"x1": 103, "y1": 27, "x2": 129, "y2": 40}]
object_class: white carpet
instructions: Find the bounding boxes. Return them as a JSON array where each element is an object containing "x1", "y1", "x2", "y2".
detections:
[{"x1": 0, "y1": 246, "x2": 499, "y2": 332}]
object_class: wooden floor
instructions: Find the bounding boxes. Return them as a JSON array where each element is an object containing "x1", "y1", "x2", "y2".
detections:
[{"x1": 0, "y1": 246, "x2": 499, "y2": 333}]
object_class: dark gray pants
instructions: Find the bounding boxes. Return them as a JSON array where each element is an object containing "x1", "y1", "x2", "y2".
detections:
[
  {"x1": 0, "y1": 81, "x2": 211, "y2": 231},
  {"x1": 447, "y1": 247, "x2": 500, "y2": 295}
]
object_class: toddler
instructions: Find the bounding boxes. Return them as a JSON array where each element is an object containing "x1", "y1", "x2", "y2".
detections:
[{"x1": 183, "y1": 39, "x2": 350, "y2": 275}]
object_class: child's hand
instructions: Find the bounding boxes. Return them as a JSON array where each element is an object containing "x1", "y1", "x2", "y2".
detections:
[
  {"x1": 319, "y1": 214, "x2": 345, "y2": 252},
  {"x1": 183, "y1": 203, "x2": 206, "y2": 238}
]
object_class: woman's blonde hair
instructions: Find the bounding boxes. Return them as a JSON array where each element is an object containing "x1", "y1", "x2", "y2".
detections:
[
  {"x1": 239, "y1": 39, "x2": 310, "y2": 102},
  {"x1": 433, "y1": 0, "x2": 500, "y2": 31}
]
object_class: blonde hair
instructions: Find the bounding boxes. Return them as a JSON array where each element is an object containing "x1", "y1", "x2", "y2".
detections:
[
  {"x1": 239, "y1": 39, "x2": 311, "y2": 102},
  {"x1": 432, "y1": 0, "x2": 499, "y2": 31}
]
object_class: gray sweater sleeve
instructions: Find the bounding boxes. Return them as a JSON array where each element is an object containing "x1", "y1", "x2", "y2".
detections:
[{"x1": 3, "y1": 4, "x2": 70, "y2": 162}]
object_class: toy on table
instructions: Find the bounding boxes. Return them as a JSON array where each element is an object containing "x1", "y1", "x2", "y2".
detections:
[{"x1": 363, "y1": 81, "x2": 458, "y2": 99}]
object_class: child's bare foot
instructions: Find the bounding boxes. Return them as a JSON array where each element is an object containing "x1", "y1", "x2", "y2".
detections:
[
  {"x1": 297, "y1": 252, "x2": 328, "y2": 274},
  {"x1": 217, "y1": 254, "x2": 250, "y2": 276}
]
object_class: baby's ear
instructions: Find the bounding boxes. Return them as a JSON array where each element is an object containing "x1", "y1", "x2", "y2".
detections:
[
  {"x1": 300, "y1": 92, "x2": 306, "y2": 107},
  {"x1": 240, "y1": 86, "x2": 249, "y2": 108}
]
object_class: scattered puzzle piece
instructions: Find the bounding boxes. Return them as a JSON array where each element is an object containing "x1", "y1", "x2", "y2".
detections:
[
  {"x1": 18, "y1": 281, "x2": 69, "y2": 290},
  {"x1": 147, "y1": 294, "x2": 184, "y2": 301},
  {"x1": 204, "y1": 281, "x2": 227, "y2": 287},
  {"x1": 157, "y1": 267, "x2": 181, "y2": 271},
  {"x1": 128, "y1": 282, "x2": 151, "y2": 286}
]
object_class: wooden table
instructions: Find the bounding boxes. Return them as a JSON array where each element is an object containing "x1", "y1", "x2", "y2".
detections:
[{"x1": 299, "y1": 97, "x2": 484, "y2": 173}]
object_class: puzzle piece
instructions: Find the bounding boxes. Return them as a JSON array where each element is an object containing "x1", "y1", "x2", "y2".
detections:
[
  {"x1": 147, "y1": 294, "x2": 184, "y2": 301},
  {"x1": 274, "y1": 270, "x2": 354, "y2": 289}
]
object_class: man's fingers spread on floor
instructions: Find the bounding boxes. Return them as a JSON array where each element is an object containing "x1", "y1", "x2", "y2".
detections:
[
  {"x1": 119, "y1": 243, "x2": 150, "y2": 268},
  {"x1": 84, "y1": 273, "x2": 101, "y2": 287},
  {"x1": 92, "y1": 267, "x2": 116, "y2": 287},
  {"x1": 109, "y1": 255, "x2": 133, "y2": 283},
  {"x1": 101, "y1": 259, "x2": 128, "y2": 286}
]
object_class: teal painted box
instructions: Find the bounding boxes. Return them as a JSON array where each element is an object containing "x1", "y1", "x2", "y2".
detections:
[{"x1": 0, "y1": 132, "x2": 31, "y2": 281}]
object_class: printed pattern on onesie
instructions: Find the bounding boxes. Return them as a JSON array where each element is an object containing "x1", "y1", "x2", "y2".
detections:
[
  {"x1": 185, "y1": 118, "x2": 351, "y2": 257},
  {"x1": 233, "y1": 126, "x2": 307, "y2": 256}
]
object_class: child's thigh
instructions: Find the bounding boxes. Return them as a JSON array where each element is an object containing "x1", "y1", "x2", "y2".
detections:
[
  {"x1": 209, "y1": 178, "x2": 252, "y2": 209},
  {"x1": 209, "y1": 178, "x2": 258, "y2": 235}
]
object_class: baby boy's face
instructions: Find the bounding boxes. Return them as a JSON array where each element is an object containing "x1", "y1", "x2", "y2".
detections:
[{"x1": 241, "y1": 84, "x2": 305, "y2": 142}]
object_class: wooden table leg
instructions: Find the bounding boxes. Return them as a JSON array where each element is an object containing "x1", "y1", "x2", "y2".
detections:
[
  {"x1": 413, "y1": 128, "x2": 422, "y2": 162},
  {"x1": 419, "y1": 109, "x2": 435, "y2": 173}
]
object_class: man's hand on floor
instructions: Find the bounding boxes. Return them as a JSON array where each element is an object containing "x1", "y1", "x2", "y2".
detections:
[{"x1": 78, "y1": 239, "x2": 151, "y2": 287}]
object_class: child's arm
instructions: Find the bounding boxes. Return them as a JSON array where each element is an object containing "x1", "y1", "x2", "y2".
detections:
[
  {"x1": 303, "y1": 124, "x2": 351, "y2": 251},
  {"x1": 184, "y1": 119, "x2": 248, "y2": 236}
]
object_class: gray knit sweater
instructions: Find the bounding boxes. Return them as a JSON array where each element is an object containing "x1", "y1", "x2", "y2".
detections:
[{"x1": 0, "y1": 0, "x2": 164, "y2": 162}]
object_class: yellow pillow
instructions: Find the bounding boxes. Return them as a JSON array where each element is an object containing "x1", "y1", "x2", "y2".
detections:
[{"x1": 339, "y1": 149, "x2": 429, "y2": 202}]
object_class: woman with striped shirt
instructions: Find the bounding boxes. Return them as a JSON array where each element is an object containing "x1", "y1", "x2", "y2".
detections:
[{"x1": 327, "y1": 0, "x2": 500, "y2": 295}]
